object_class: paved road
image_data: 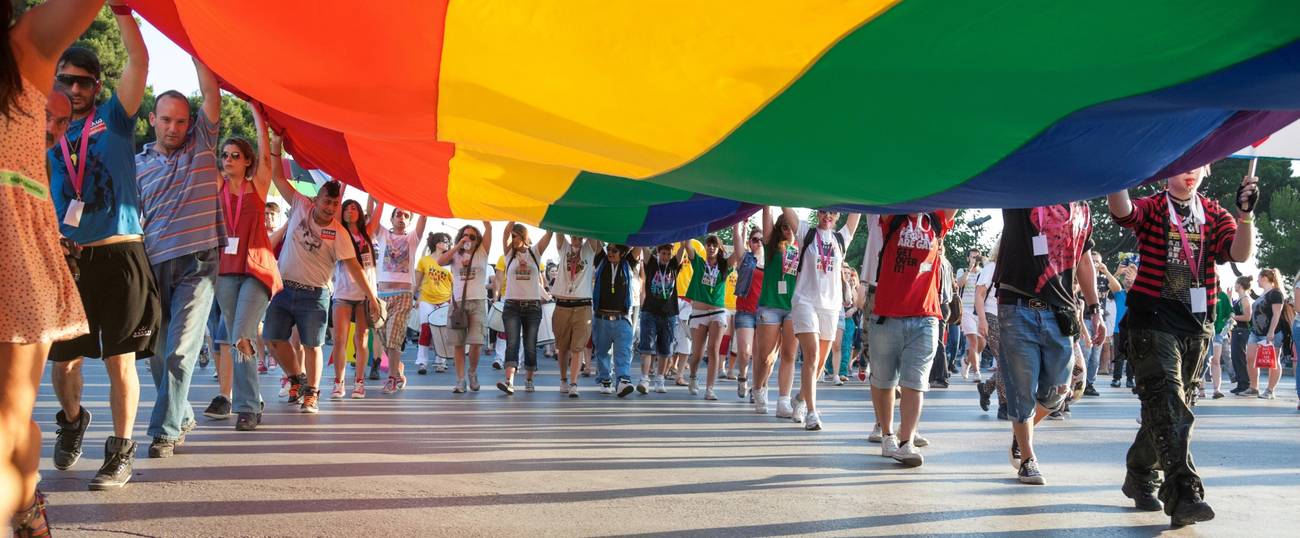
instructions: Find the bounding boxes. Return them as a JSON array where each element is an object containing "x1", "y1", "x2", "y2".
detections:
[{"x1": 24, "y1": 347, "x2": 1300, "y2": 537}]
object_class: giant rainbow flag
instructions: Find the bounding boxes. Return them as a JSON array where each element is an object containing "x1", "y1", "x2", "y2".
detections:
[{"x1": 131, "y1": 1, "x2": 1300, "y2": 244}]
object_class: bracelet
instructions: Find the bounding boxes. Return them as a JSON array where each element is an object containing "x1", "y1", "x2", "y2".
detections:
[{"x1": 110, "y1": 4, "x2": 132, "y2": 15}]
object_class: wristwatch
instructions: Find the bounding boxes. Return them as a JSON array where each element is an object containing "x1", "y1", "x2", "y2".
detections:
[{"x1": 1084, "y1": 303, "x2": 1100, "y2": 319}]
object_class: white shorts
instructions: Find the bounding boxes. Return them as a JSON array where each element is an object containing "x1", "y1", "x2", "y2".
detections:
[
  {"x1": 688, "y1": 306, "x2": 729, "y2": 332},
  {"x1": 791, "y1": 303, "x2": 838, "y2": 341},
  {"x1": 673, "y1": 317, "x2": 692, "y2": 355},
  {"x1": 960, "y1": 311, "x2": 980, "y2": 336}
]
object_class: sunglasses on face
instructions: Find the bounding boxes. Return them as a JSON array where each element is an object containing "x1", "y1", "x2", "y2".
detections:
[
  {"x1": 748, "y1": 237, "x2": 762, "y2": 243},
  {"x1": 220, "y1": 151, "x2": 243, "y2": 160},
  {"x1": 465, "y1": 235, "x2": 479, "y2": 242},
  {"x1": 55, "y1": 74, "x2": 98, "y2": 89}
]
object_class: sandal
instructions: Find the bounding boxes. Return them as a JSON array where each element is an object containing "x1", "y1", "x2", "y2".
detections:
[{"x1": 12, "y1": 489, "x2": 50, "y2": 538}]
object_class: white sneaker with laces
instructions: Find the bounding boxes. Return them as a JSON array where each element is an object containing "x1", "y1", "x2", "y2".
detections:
[
  {"x1": 880, "y1": 434, "x2": 900, "y2": 458},
  {"x1": 704, "y1": 387, "x2": 718, "y2": 400},
  {"x1": 754, "y1": 388, "x2": 769, "y2": 414},
  {"x1": 351, "y1": 380, "x2": 366, "y2": 399},
  {"x1": 775, "y1": 399, "x2": 794, "y2": 419},
  {"x1": 688, "y1": 376, "x2": 699, "y2": 395},
  {"x1": 654, "y1": 376, "x2": 667, "y2": 394},
  {"x1": 617, "y1": 380, "x2": 635, "y2": 398},
  {"x1": 892, "y1": 441, "x2": 924, "y2": 467},
  {"x1": 637, "y1": 378, "x2": 650, "y2": 394},
  {"x1": 805, "y1": 410, "x2": 823, "y2": 431},
  {"x1": 278, "y1": 377, "x2": 290, "y2": 398},
  {"x1": 913, "y1": 432, "x2": 930, "y2": 448},
  {"x1": 560, "y1": 382, "x2": 570, "y2": 395},
  {"x1": 330, "y1": 381, "x2": 345, "y2": 400},
  {"x1": 868, "y1": 423, "x2": 883, "y2": 443},
  {"x1": 600, "y1": 383, "x2": 614, "y2": 395},
  {"x1": 791, "y1": 398, "x2": 807, "y2": 424},
  {"x1": 568, "y1": 384, "x2": 580, "y2": 399},
  {"x1": 737, "y1": 379, "x2": 749, "y2": 399}
]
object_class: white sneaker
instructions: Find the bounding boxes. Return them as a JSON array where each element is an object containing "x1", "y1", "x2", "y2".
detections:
[
  {"x1": 754, "y1": 388, "x2": 769, "y2": 414},
  {"x1": 617, "y1": 380, "x2": 635, "y2": 398},
  {"x1": 775, "y1": 399, "x2": 794, "y2": 419},
  {"x1": 688, "y1": 376, "x2": 699, "y2": 395},
  {"x1": 653, "y1": 376, "x2": 667, "y2": 394},
  {"x1": 913, "y1": 432, "x2": 930, "y2": 448},
  {"x1": 600, "y1": 383, "x2": 614, "y2": 395},
  {"x1": 278, "y1": 377, "x2": 290, "y2": 398},
  {"x1": 867, "y1": 423, "x2": 883, "y2": 443},
  {"x1": 704, "y1": 387, "x2": 718, "y2": 400},
  {"x1": 468, "y1": 372, "x2": 480, "y2": 391},
  {"x1": 880, "y1": 434, "x2": 900, "y2": 458},
  {"x1": 737, "y1": 379, "x2": 749, "y2": 399},
  {"x1": 892, "y1": 441, "x2": 924, "y2": 467},
  {"x1": 791, "y1": 398, "x2": 807, "y2": 424},
  {"x1": 568, "y1": 384, "x2": 580, "y2": 399},
  {"x1": 435, "y1": 361, "x2": 448, "y2": 373},
  {"x1": 330, "y1": 381, "x2": 345, "y2": 400},
  {"x1": 637, "y1": 378, "x2": 650, "y2": 395},
  {"x1": 805, "y1": 410, "x2": 823, "y2": 431},
  {"x1": 560, "y1": 382, "x2": 570, "y2": 395},
  {"x1": 834, "y1": 377, "x2": 845, "y2": 386},
  {"x1": 452, "y1": 379, "x2": 467, "y2": 394}
]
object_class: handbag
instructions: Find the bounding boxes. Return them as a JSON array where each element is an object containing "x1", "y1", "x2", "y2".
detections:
[
  {"x1": 1255, "y1": 342, "x2": 1278, "y2": 369},
  {"x1": 448, "y1": 269, "x2": 471, "y2": 330}
]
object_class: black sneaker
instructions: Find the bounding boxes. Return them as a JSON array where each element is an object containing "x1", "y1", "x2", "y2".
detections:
[
  {"x1": 1083, "y1": 384, "x2": 1100, "y2": 397},
  {"x1": 1125, "y1": 378, "x2": 1135, "y2": 389},
  {"x1": 1111, "y1": 379, "x2": 1122, "y2": 388},
  {"x1": 996, "y1": 403, "x2": 1009, "y2": 421},
  {"x1": 1171, "y1": 499, "x2": 1215, "y2": 527},
  {"x1": 977, "y1": 381, "x2": 994, "y2": 411},
  {"x1": 1122, "y1": 477, "x2": 1163, "y2": 512},
  {"x1": 89, "y1": 436, "x2": 136, "y2": 490},
  {"x1": 203, "y1": 395, "x2": 232, "y2": 420},
  {"x1": 1017, "y1": 457, "x2": 1046, "y2": 485},
  {"x1": 932, "y1": 380, "x2": 949, "y2": 389},
  {"x1": 417, "y1": 366, "x2": 428, "y2": 375},
  {"x1": 53, "y1": 407, "x2": 91, "y2": 470},
  {"x1": 236, "y1": 402, "x2": 266, "y2": 431},
  {"x1": 367, "y1": 365, "x2": 381, "y2": 381},
  {"x1": 148, "y1": 437, "x2": 177, "y2": 459},
  {"x1": 497, "y1": 381, "x2": 515, "y2": 395},
  {"x1": 1229, "y1": 386, "x2": 1244, "y2": 395}
]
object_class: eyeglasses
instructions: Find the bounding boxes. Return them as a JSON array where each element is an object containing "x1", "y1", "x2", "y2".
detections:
[
  {"x1": 220, "y1": 151, "x2": 243, "y2": 160},
  {"x1": 55, "y1": 74, "x2": 98, "y2": 89}
]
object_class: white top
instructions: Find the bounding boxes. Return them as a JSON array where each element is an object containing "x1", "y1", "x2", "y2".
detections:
[
  {"x1": 332, "y1": 230, "x2": 377, "y2": 301},
  {"x1": 858, "y1": 214, "x2": 883, "y2": 286},
  {"x1": 976, "y1": 262, "x2": 998, "y2": 315},
  {"x1": 375, "y1": 227, "x2": 421, "y2": 288},
  {"x1": 793, "y1": 221, "x2": 854, "y2": 311},
  {"x1": 503, "y1": 246, "x2": 543, "y2": 301},
  {"x1": 279, "y1": 193, "x2": 356, "y2": 288},
  {"x1": 554, "y1": 240, "x2": 596, "y2": 299},
  {"x1": 630, "y1": 259, "x2": 644, "y2": 307},
  {"x1": 450, "y1": 248, "x2": 488, "y2": 301},
  {"x1": 959, "y1": 267, "x2": 981, "y2": 314}
]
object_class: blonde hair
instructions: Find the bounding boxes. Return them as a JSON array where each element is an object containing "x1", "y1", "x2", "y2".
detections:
[{"x1": 1259, "y1": 268, "x2": 1281, "y2": 288}]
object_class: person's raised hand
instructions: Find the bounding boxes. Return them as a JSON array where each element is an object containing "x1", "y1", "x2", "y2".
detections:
[{"x1": 1237, "y1": 175, "x2": 1260, "y2": 214}]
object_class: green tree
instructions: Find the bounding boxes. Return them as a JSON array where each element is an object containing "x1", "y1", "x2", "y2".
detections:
[
  {"x1": 942, "y1": 209, "x2": 993, "y2": 271},
  {"x1": 1257, "y1": 185, "x2": 1300, "y2": 275}
]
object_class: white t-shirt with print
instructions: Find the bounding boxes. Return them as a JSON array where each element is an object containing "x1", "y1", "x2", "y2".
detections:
[
  {"x1": 554, "y1": 241, "x2": 596, "y2": 300},
  {"x1": 332, "y1": 231, "x2": 377, "y2": 301},
  {"x1": 279, "y1": 193, "x2": 356, "y2": 288},
  {"x1": 451, "y1": 248, "x2": 488, "y2": 302},
  {"x1": 976, "y1": 261, "x2": 998, "y2": 315},
  {"x1": 793, "y1": 221, "x2": 853, "y2": 311},
  {"x1": 503, "y1": 246, "x2": 544, "y2": 301},
  {"x1": 375, "y1": 227, "x2": 421, "y2": 288}
]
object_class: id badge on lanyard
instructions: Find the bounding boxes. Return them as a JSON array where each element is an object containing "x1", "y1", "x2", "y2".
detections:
[
  {"x1": 58, "y1": 108, "x2": 96, "y2": 227},
  {"x1": 223, "y1": 182, "x2": 248, "y2": 255},
  {"x1": 1168, "y1": 198, "x2": 1207, "y2": 314}
]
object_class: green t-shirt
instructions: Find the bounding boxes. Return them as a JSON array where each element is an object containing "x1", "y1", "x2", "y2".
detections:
[
  {"x1": 1213, "y1": 290, "x2": 1232, "y2": 334},
  {"x1": 758, "y1": 242, "x2": 799, "y2": 311},
  {"x1": 685, "y1": 255, "x2": 729, "y2": 308}
]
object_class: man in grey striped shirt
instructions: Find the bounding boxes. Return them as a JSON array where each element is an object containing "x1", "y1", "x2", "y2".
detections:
[{"x1": 135, "y1": 57, "x2": 224, "y2": 460}]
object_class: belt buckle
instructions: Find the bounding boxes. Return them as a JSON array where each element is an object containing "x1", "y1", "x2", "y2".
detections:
[{"x1": 1028, "y1": 298, "x2": 1047, "y2": 310}]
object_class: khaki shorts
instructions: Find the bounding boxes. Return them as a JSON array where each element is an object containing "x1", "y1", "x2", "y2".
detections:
[
  {"x1": 380, "y1": 292, "x2": 414, "y2": 351},
  {"x1": 552, "y1": 304, "x2": 593, "y2": 353},
  {"x1": 447, "y1": 299, "x2": 487, "y2": 347}
]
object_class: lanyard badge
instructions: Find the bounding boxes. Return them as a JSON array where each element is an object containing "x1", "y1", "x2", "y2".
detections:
[{"x1": 58, "y1": 107, "x2": 96, "y2": 227}]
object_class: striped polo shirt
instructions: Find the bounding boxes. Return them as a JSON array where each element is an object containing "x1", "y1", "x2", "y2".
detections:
[
  {"x1": 137, "y1": 110, "x2": 227, "y2": 264},
  {"x1": 1113, "y1": 191, "x2": 1236, "y2": 334}
]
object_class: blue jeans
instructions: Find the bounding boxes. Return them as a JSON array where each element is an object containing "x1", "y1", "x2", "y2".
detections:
[
  {"x1": 502, "y1": 300, "x2": 542, "y2": 371},
  {"x1": 216, "y1": 274, "x2": 271, "y2": 414},
  {"x1": 594, "y1": 315, "x2": 634, "y2": 384},
  {"x1": 1293, "y1": 319, "x2": 1300, "y2": 398},
  {"x1": 1080, "y1": 324, "x2": 1103, "y2": 386},
  {"x1": 148, "y1": 248, "x2": 218, "y2": 441},
  {"x1": 997, "y1": 303, "x2": 1073, "y2": 422},
  {"x1": 263, "y1": 286, "x2": 331, "y2": 347},
  {"x1": 867, "y1": 316, "x2": 939, "y2": 391}
]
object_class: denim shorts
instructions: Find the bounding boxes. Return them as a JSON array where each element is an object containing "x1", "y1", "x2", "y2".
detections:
[
  {"x1": 638, "y1": 311, "x2": 676, "y2": 356},
  {"x1": 263, "y1": 285, "x2": 331, "y2": 347},
  {"x1": 867, "y1": 315, "x2": 939, "y2": 391},
  {"x1": 1248, "y1": 332, "x2": 1284, "y2": 346},
  {"x1": 758, "y1": 306, "x2": 791, "y2": 325},
  {"x1": 997, "y1": 303, "x2": 1073, "y2": 422},
  {"x1": 734, "y1": 310, "x2": 758, "y2": 330}
]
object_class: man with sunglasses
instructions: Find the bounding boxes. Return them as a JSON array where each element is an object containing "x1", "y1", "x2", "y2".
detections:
[
  {"x1": 45, "y1": 1, "x2": 157, "y2": 491},
  {"x1": 134, "y1": 56, "x2": 226, "y2": 460}
]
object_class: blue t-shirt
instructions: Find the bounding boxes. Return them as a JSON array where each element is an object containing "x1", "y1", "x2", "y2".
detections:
[
  {"x1": 48, "y1": 94, "x2": 143, "y2": 244},
  {"x1": 1113, "y1": 289, "x2": 1128, "y2": 334}
]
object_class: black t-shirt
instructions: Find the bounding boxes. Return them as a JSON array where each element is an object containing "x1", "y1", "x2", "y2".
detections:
[
  {"x1": 993, "y1": 206, "x2": 1095, "y2": 311},
  {"x1": 642, "y1": 257, "x2": 681, "y2": 316},
  {"x1": 1096, "y1": 274, "x2": 1111, "y2": 303},
  {"x1": 594, "y1": 252, "x2": 638, "y2": 315},
  {"x1": 1251, "y1": 288, "x2": 1285, "y2": 336}
]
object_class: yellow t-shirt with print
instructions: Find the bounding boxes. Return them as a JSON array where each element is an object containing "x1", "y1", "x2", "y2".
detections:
[{"x1": 416, "y1": 255, "x2": 453, "y2": 304}]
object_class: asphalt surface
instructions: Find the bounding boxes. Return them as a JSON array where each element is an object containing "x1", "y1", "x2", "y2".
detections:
[{"x1": 21, "y1": 347, "x2": 1300, "y2": 537}]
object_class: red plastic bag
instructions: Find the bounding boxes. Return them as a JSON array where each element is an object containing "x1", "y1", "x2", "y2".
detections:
[{"x1": 1255, "y1": 343, "x2": 1278, "y2": 369}]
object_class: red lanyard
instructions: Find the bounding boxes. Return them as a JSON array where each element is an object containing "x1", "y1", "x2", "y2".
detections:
[
  {"x1": 58, "y1": 107, "x2": 96, "y2": 199},
  {"x1": 1168, "y1": 197, "x2": 1205, "y2": 285},
  {"x1": 222, "y1": 180, "x2": 248, "y2": 232}
]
